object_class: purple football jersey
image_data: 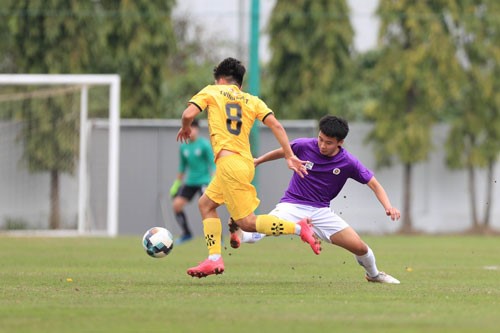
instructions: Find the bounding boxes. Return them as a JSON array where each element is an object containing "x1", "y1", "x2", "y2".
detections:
[{"x1": 280, "y1": 138, "x2": 374, "y2": 208}]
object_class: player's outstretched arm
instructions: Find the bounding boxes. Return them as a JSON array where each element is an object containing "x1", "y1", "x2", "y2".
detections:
[
  {"x1": 254, "y1": 148, "x2": 285, "y2": 167},
  {"x1": 262, "y1": 114, "x2": 308, "y2": 177},
  {"x1": 367, "y1": 177, "x2": 401, "y2": 221}
]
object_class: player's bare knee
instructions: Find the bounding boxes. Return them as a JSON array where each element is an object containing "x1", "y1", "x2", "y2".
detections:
[
  {"x1": 198, "y1": 194, "x2": 219, "y2": 215},
  {"x1": 352, "y1": 243, "x2": 369, "y2": 256},
  {"x1": 172, "y1": 199, "x2": 184, "y2": 213}
]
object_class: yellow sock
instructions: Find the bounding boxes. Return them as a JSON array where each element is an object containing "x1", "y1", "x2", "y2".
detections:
[
  {"x1": 255, "y1": 215, "x2": 296, "y2": 236},
  {"x1": 203, "y1": 218, "x2": 222, "y2": 256}
]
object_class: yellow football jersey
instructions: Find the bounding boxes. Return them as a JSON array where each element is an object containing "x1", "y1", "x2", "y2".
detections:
[{"x1": 189, "y1": 84, "x2": 273, "y2": 162}]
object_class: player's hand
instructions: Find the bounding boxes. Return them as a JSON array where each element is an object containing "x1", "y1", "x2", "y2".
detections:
[
  {"x1": 386, "y1": 207, "x2": 401, "y2": 221},
  {"x1": 286, "y1": 155, "x2": 308, "y2": 178},
  {"x1": 176, "y1": 127, "x2": 192, "y2": 143}
]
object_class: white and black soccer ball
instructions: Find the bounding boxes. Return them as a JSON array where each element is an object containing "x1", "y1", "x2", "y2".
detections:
[{"x1": 142, "y1": 227, "x2": 174, "y2": 258}]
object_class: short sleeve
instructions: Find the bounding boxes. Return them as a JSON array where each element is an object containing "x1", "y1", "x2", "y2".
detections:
[
  {"x1": 254, "y1": 98, "x2": 274, "y2": 122},
  {"x1": 189, "y1": 86, "x2": 212, "y2": 111}
]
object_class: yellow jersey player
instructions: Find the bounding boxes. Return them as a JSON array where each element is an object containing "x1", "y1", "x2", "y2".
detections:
[{"x1": 177, "y1": 57, "x2": 321, "y2": 278}]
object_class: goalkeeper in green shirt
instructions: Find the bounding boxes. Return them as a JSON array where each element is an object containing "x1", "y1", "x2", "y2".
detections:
[{"x1": 170, "y1": 119, "x2": 215, "y2": 244}]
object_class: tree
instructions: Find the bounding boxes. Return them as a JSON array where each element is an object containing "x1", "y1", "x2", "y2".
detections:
[
  {"x1": 266, "y1": 0, "x2": 354, "y2": 119},
  {"x1": 366, "y1": 1, "x2": 463, "y2": 233},
  {"x1": 161, "y1": 16, "x2": 218, "y2": 118},
  {"x1": 0, "y1": 0, "x2": 176, "y2": 228},
  {"x1": 95, "y1": 0, "x2": 176, "y2": 118},
  {"x1": 1, "y1": 0, "x2": 102, "y2": 229},
  {"x1": 443, "y1": 0, "x2": 500, "y2": 232},
  {"x1": 332, "y1": 50, "x2": 385, "y2": 121}
]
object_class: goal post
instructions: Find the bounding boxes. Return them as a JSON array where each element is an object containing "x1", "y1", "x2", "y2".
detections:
[{"x1": 0, "y1": 74, "x2": 120, "y2": 237}]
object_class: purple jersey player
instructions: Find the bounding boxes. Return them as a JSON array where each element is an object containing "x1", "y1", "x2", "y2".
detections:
[
  {"x1": 229, "y1": 115, "x2": 401, "y2": 284},
  {"x1": 280, "y1": 137, "x2": 374, "y2": 208}
]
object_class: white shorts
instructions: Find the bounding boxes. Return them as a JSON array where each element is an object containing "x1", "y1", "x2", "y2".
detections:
[{"x1": 269, "y1": 202, "x2": 350, "y2": 243}]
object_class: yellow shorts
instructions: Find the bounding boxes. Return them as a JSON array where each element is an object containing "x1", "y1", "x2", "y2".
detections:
[{"x1": 205, "y1": 154, "x2": 260, "y2": 220}]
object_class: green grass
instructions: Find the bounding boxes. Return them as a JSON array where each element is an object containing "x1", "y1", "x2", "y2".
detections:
[{"x1": 1, "y1": 234, "x2": 499, "y2": 333}]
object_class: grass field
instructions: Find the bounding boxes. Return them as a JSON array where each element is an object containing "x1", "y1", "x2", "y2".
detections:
[{"x1": 1, "y1": 234, "x2": 499, "y2": 333}]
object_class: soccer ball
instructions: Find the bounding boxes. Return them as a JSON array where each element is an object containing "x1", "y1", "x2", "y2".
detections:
[{"x1": 142, "y1": 227, "x2": 174, "y2": 258}]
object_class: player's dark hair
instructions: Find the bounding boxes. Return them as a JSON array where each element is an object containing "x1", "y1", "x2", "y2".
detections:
[
  {"x1": 213, "y1": 57, "x2": 246, "y2": 87},
  {"x1": 319, "y1": 115, "x2": 349, "y2": 140},
  {"x1": 191, "y1": 118, "x2": 199, "y2": 127}
]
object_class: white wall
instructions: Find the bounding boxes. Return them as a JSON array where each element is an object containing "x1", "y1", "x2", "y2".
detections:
[
  {"x1": 113, "y1": 120, "x2": 500, "y2": 235},
  {"x1": 2, "y1": 120, "x2": 498, "y2": 235}
]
